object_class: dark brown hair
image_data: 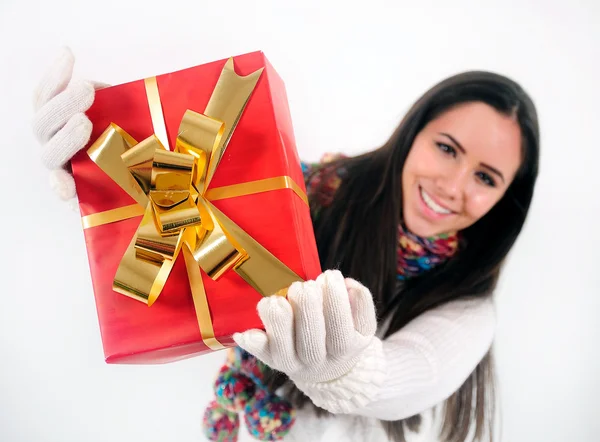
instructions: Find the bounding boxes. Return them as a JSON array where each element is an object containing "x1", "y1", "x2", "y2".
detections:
[{"x1": 263, "y1": 71, "x2": 540, "y2": 441}]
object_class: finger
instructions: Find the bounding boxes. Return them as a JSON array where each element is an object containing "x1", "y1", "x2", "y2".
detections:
[
  {"x1": 345, "y1": 278, "x2": 378, "y2": 337},
  {"x1": 233, "y1": 329, "x2": 272, "y2": 367},
  {"x1": 318, "y1": 270, "x2": 355, "y2": 357},
  {"x1": 67, "y1": 197, "x2": 80, "y2": 213},
  {"x1": 49, "y1": 168, "x2": 77, "y2": 201},
  {"x1": 257, "y1": 296, "x2": 297, "y2": 373},
  {"x1": 33, "y1": 79, "x2": 95, "y2": 144},
  {"x1": 287, "y1": 280, "x2": 326, "y2": 366},
  {"x1": 33, "y1": 47, "x2": 74, "y2": 111},
  {"x1": 91, "y1": 80, "x2": 111, "y2": 91},
  {"x1": 41, "y1": 112, "x2": 93, "y2": 169}
]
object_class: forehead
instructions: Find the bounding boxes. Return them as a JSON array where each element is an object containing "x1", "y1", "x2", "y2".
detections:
[{"x1": 426, "y1": 102, "x2": 522, "y2": 179}]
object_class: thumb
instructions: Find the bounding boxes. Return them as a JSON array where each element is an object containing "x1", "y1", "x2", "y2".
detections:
[
  {"x1": 49, "y1": 168, "x2": 77, "y2": 201},
  {"x1": 345, "y1": 278, "x2": 378, "y2": 337},
  {"x1": 91, "y1": 80, "x2": 111, "y2": 91},
  {"x1": 233, "y1": 330, "x2": 272, "y2": 367}
]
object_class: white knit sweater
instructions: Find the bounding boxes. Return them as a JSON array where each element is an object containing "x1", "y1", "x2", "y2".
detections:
[
  {"x1": 33, "y1": 48, "x2": 497, "y2": 442},
  {"x1": 239, "y1": 297, "x2": 496, "y2": 442}
]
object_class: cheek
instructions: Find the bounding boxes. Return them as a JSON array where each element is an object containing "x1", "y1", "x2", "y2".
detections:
[
  {"x1": 403, "y1": 143, "x2": 440, "y2": 182},
  {"x1": 465, "y1": 189, "x2": 504, "y2": 220}
]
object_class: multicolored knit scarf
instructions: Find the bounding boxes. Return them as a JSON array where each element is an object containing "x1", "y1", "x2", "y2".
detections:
[
  {"x1": 304, "y1": 153, "x2": 460, "y2": 280},
  {"x1": 396, "y1": 224, "x2": 459, "y2": 280},
  {"x1": 202, "y1": 154, "x2": 460, "y2": 442}
]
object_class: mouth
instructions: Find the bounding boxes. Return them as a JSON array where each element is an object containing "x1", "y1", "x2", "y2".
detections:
[{"x1": 419, "y1": 186, "x2": 455, "y2": 216}]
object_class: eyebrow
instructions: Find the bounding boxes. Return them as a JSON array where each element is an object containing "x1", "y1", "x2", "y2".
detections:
[{"x1": 438, "y1": 132, "x2": 505, "y2": 183}]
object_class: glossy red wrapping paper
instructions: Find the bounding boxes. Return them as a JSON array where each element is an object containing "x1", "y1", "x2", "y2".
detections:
[{"x1": 70, "y1": 51, "x2": 321, "y2": 364}]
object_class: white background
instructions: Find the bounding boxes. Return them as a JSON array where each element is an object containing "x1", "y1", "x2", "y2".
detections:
[{"x1": 1, "y1": 1, "x2": 598, "y2": 441}]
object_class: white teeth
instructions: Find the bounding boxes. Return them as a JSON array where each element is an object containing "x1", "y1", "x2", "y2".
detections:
[{"x1": 420, "y1": 188, "x2": 452, "y2": 215}]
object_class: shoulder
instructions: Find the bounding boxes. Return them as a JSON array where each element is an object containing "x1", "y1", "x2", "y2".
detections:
[
  {"x1": 384, "y1": 296, "x2": 496, "y2": 341},
  {"x1": 351, "y1": 297, "x2": 496, "y2": 420},
  {"x1": 301, "y1": 154, "x2": 344, "y2": 177},
  {"x1": 430, "y1": 296, "x2": 496, "y2": 328},
  {"x1": 300, "y1": 154, "x2": 347, "y2": 208},
  {"x1": 383, "y1": 296, "x2": 496, "y2": 376},
  {"x1": 433, "y1": 296, "x2": 496, "y2": 352}
]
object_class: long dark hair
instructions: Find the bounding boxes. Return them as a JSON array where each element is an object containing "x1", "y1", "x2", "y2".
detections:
[{"x1": 263, "y1": 71, "x2": 540, "y2": 441}]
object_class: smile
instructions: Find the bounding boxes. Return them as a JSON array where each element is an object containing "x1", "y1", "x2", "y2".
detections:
[{"x1": 419, "y1": 187, "x2": 453, "y2": 215}]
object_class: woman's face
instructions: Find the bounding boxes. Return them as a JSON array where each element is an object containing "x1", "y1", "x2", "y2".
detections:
[{"x1": 401, "y1": 101, "x2": 522, "y2": 238}]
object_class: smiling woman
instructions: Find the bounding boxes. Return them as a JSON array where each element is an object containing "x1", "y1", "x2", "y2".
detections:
[
  {"x1": 402, "y1": 101, "x2": 523, "y2": 237},
  {"x1": 247, "y1": 70, "x2": 540, "y2": 442},
  {"x1": 33, "y1": 49, "x2": 539, "y2": 442}
]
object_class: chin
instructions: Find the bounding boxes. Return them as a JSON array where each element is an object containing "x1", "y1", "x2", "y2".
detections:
[
  {"x1": 403, "y1": 213, "x2": 440, "y2": 238},
  {"x1": 403, "y1": 205, "x2": 461, "y2": 237}
]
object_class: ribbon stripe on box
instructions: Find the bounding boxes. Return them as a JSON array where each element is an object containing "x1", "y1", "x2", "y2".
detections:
[{"x1": 82, "y1": 58, "x2": 307, "y2": 350}]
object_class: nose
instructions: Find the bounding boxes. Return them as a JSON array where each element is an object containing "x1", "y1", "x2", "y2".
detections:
[{"x1": 435, "y1": 167, "x2": 469, "y2": 200}]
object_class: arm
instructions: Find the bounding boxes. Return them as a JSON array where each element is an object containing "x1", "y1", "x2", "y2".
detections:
[
  {"x1": 234, "y1": 272, "x2": 496, "y2": 421},
  {"x1": 323, "y1": 297, "x2": 496, "y2": 420}
]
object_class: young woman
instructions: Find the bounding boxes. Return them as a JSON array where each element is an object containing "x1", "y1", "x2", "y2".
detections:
[{"x1": 34, "y1": 48, "x2": 539, "y2": 442}]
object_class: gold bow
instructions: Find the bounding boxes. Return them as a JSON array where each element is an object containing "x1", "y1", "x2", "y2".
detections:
[{"x1": 82, "y1": 58, "x2": 306, "y2": 350}]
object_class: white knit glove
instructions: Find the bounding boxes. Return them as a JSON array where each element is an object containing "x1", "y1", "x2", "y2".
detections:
[
  {"x1": 233, "y1": 270, "x2": 386, "y2": 414},
  {"x1": 32, "y1": 47, "x2": 102, "y2": 205}
]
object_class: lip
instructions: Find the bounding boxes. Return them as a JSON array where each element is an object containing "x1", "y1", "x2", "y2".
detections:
[{"x1": 417, "y1": 185, "x2": 456, "y2": 220}]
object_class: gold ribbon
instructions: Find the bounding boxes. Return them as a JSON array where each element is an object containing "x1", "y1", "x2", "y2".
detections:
[{"x1": 84, "y1": 58, "x2": 305, "y2": 350}]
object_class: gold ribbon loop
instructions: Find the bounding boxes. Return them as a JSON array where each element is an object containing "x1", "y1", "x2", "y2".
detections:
[
  {"x1": 121, "y1": 135, "x2": 163, "y2": 194},
  {"x1": 192, "y1": 197, "x2": 248, "y2": 280},
  {"x1": 86, "y1": 57, "x2": 304, "y2": 349},
  {"x1": 87, "y1": 124, "x2": 149, "y2": 208},
  {"x1": 176, "y1": 111, "x2": 225, "y2": 191},
  {"x1": 203, "y1": 58, "x2": 264, "y2": 185}
]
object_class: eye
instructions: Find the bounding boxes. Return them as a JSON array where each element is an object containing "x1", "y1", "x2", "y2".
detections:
[
  {"x1": 436, "y1": 142, "x2": 457, "y2": 158},
  {"x1": 476, "y1": 171, "x2": 496, "y2": 187}
]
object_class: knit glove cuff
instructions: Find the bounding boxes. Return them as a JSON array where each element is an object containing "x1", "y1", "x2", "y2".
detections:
[
  {"x1": 292, "y1": 336, "x2": 386, "y2": 414},
  {"x1": 233, "y1": 271, "x2": 387, "y2": 415}
]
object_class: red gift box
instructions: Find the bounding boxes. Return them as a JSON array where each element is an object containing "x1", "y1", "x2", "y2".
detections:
[{"x1": 71, "y1": 51, "x2": 321, "y2": 364}]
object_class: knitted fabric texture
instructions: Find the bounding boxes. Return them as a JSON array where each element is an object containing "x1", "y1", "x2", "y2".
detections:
[
  {"x1": 396, "y1": 225, "x2": 459, "y2": 280},
  {"x1": 203, "y1": 347, "x2": 295, "y2": 442},
  {"x1": 203, "y1": 153, "x2": 460, "y2": 440}
]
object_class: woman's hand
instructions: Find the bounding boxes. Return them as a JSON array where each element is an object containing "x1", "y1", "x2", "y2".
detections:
[
  {"x1": 32, "y1": 47, "x2": 102, "y2": 203},
  {"x1": 233, "y1": 270, "x2": 386, "y2": 413}
]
